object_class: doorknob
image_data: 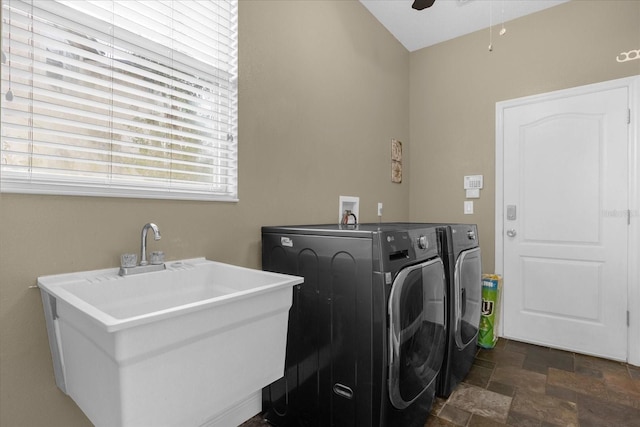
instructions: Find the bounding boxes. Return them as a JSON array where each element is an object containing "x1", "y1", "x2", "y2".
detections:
[{"x1": 506, "y1": 229, "x2": 517, "y2": 237}]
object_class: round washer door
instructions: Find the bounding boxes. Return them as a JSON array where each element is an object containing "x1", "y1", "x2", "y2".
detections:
[
  {"x1": 388, "y1": 258, "x2": 446, "y2": 409},
  {"x1": 454, "y1": 247, "x2": 482, "y2": 349}
]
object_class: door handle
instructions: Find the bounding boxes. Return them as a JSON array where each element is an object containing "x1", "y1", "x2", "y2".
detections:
[{"x1": 506, "y1": 229, "x2": 517, "y2": 237}]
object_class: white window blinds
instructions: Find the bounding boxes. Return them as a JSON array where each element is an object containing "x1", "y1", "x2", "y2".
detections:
[{"x1": 1, "y1": 0, "x2": 238, "y2": 201}]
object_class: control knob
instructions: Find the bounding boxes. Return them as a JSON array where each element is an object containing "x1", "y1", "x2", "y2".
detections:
[{"x1": 417, "y1": 235, "x2": 428, "y2": 249}]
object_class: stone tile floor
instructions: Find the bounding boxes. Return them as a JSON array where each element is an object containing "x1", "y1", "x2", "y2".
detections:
[{"x1": 241, "y1": 339, "x2": 640, "y2": 426}]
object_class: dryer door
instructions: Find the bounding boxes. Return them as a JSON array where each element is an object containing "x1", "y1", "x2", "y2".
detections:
[
  {"x1": 454, "y1": 247, "x2": 482, "y2": 349},
  {"x1": 388, "y1": 258, "x2": 446, "y2": 409}
]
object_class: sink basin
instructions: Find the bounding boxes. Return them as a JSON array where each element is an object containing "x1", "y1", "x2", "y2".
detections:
[{"x1": 38, "y1": 258, "x2": 303, "y2": 427}]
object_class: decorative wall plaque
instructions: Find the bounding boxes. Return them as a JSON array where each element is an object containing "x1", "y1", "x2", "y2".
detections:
[{"x1": 391, "y1": 139, "x2": 402, "y2": 183}]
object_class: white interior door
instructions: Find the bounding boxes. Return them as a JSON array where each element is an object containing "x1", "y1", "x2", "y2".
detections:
[{"x1": 500, "y1": 85, "x2": 629, "y2": 360}]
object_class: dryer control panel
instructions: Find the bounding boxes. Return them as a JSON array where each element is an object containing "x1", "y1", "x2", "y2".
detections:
[
  {"x1": 407, "y1": 228, "x2": 439, "y2": 260},
  {"x1": 381, "y1": 231, "x2": 412, "y2": 264}
]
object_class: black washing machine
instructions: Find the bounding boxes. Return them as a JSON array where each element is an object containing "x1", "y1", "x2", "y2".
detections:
[
  {"x1": 261, "y1": 223, "x2": 447, "y2": 427},
  {"x1": 435, "y1": 224, "x2": 482, "y2": 398},
  {"x1": 373, "y1": 223, "x2": 483, "y2": 398}
]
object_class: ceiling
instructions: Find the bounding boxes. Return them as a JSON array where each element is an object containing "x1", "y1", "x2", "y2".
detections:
[{"x1": 359, "y1": 0, "x2": 570, "y2": 52}]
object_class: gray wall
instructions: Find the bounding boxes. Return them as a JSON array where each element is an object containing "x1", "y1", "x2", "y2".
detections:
[
  {"x1": 408, "y1": 0, "x2": 640, "y2": 272},
  {"x1": 0, "y1": 2, "x2": 410, "y2": 425}
]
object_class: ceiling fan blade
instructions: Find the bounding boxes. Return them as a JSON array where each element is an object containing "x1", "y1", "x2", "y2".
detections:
[{"x1": 412, "y1": 0, "x2": 436, "y2": 10}]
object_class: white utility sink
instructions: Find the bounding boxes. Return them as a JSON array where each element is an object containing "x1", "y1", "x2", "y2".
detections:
[{"x1": 38, "y1": 258, "x2": 303, "y2": 427}]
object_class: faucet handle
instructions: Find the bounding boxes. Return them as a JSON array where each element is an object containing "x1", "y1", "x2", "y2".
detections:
[
  {"x1": 121, "y1": 253, "x2": 137, "y2": 268},
  {"x1": 150, "y1": 251, "x2": 165, "y2": 265}
]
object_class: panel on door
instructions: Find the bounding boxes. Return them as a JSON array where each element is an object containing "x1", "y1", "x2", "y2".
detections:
[{"x1": 502, "y1": 86, "x2": 628, "y2": 360}]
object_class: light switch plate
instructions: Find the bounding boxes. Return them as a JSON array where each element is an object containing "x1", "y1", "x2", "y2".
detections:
[{"x1": 464, "y1": 201, "x2": 474, "y2": 214}]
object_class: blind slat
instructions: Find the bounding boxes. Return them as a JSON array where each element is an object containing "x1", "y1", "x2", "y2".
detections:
[
  {"x1": 5, "y1": 23, "x2": 234, "y2": 93},
  {"x1": 2, "y1": 84, "x2": 235, "y2": 146}
]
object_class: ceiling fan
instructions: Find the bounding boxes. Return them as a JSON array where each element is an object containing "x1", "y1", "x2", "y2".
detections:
[{"x1": 412, "y1": 0, "x2": 436, "y2": 10}]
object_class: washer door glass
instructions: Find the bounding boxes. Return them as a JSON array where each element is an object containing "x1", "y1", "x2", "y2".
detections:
[
  {"x1": 454, "y1": 247, "x2": 482, "y2": 349},
  {"x1": 388, "y1": 258, "x2": 446, "y2": 409}
]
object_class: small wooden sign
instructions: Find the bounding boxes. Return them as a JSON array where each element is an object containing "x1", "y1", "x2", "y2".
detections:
[{"x1": 391, "y1": 139, "x2": 402, "y2": 183}]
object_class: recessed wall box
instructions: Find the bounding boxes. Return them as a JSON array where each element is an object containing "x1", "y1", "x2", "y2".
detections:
[{"x1": 339, "y1": 196, "x2": 360, "y2": 224}]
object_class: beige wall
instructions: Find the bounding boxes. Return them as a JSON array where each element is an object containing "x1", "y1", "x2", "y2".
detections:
[
  {"x1": 409, "y1": 0, "x2": 640, "y2": 273},
  {"x1": 0, "y1": 1, "x2": 410, "y2": 425},
  {"x1": 1, "y1": 1, "x2": 639, "y2": 425}
]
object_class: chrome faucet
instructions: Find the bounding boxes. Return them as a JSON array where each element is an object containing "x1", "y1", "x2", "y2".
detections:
[{"x1": 140, "y1": 223, "x2": 161, "y2": 266}]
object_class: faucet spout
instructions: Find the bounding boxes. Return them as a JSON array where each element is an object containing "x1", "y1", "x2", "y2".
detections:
[{"x1": 140, "y1": 223, "x2": 161, "y2": 266}]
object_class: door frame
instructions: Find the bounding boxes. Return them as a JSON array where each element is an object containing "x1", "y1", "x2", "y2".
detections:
[{"x1": 495, "y1": 75, "x2": 640, "y2": 366}]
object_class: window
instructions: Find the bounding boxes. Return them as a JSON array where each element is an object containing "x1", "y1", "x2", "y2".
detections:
[{"x1": 1, "y1": 0, "x2": 238, "y2": 201}]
